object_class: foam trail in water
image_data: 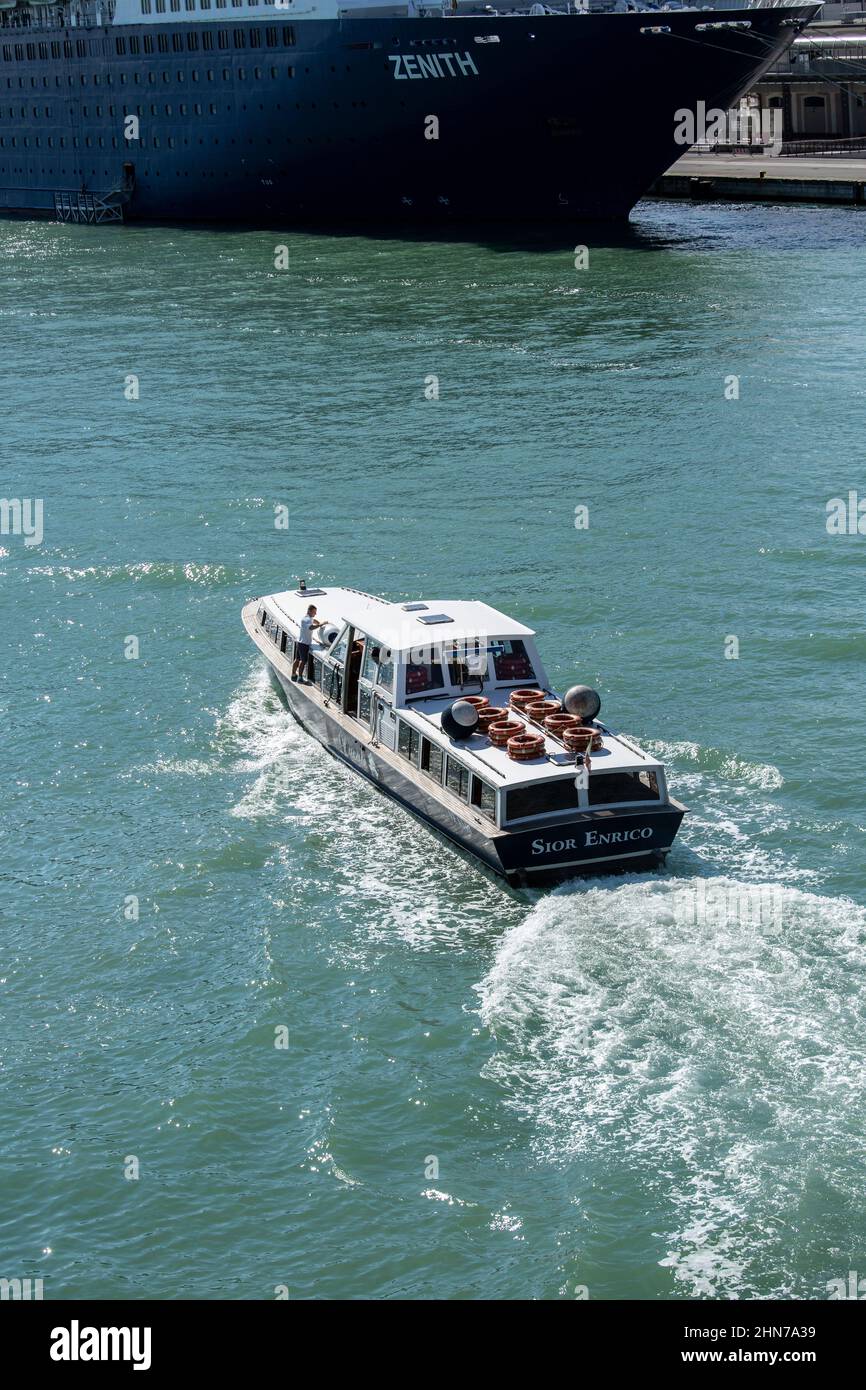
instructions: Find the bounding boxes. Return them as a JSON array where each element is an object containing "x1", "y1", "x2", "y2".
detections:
[
  {"x1": 217, "y1": 663, "x2": 511, "y2": 950},
  {"x1": 647, "y1": 739, "x2": 784, "y2": 792},
  {"x1": 477, "y1": 875, "x2": 866, "y2": 1298},
  {"x1": 214, "y1": 662, "x2": 323, "y2": 819},
  {"x1": 644, "y1": 736, "x2": 824, "y2": 889}
]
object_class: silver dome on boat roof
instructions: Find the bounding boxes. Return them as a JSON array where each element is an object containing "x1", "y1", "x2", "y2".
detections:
[
  {"x1": 563, "y1": 685, "x2": 601, "y2": 720},
  {"x1": 441, "y1": 700, "x2": 480, "y2": 741}
]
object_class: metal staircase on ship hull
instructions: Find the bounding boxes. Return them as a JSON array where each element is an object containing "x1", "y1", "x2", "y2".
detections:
[
  {"x1": 53, "y1": 164, "x2": 135, "y2": 224},
  {"x1": 53, "y1": 190, "x2": 125, "y2": 224}
]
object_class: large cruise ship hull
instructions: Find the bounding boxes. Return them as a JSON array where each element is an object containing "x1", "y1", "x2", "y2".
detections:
[{"x1": 0, "y1": 6, "x2": 819, "y2": 224}]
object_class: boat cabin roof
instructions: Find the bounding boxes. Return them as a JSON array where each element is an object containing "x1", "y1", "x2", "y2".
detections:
[
  {"x1": 254, "y1": 586, "x2": 666, "y2": 794},
  {"x1": 268, "y1": 586, "x2": 534, "y2": 653}
]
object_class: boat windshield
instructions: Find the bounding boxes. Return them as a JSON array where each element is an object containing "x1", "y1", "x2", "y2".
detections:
[
  {"x1": 403, "y1": 637, "x2": 538, "y2": 698},
  {"x1": 445, "y1": 639, "x2": 488, "y2": 686},
  {"x1": 491, "y1": 639, "x2": 536, "y2": 685},
  {"x1": 405, "y1": 656, "x2": 445, "y2": 696}
]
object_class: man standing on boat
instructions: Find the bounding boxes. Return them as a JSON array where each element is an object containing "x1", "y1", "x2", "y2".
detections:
[{"x1": 291, "y1": 605, "x2": 321, "y2": 683}]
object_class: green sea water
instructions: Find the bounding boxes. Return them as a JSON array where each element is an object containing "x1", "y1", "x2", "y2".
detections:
[{"x1": 2, "y1": 201, "x2": 865, "y2": 1300}]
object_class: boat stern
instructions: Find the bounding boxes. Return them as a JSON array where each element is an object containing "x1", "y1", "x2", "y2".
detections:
[{"x1": 495, "y1": 802, "x2": 686, "y2": 884}]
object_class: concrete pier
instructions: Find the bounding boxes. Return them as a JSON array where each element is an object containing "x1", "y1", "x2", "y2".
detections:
[{"x1": 652, "y1": 153, "x2": 866, "y2": 206}]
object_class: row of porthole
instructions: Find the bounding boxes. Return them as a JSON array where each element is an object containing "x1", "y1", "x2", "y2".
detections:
[
  {"x1": 3, "y1": 97, "x2": 370, "y2": 120},
  {"x1": 0, "y1": 97, "x2": 375, "y2": 122},
  {"x1": 1, "y1": 167, "x2": 110, "y2": 177},
  {"x1": 4, "y1": 95, "x2": 369, "y2": 114},
  {"x1": 0, "y1": 31, "x2": 299, "y2": 64},
  {"x1": 0, "y1": 96, "x2": 370, "y2": 133},
  {"x1": 0, "y1": 96, "x2": 372, "y2": 122},
  {"x1": 0, "y1": 64, "x2": 396, "y2": 97},
  {"x1": 0, "y1": 126, "x2": 380, "y2": 156},
  {"x1": 0, "y1": 38, "x2": 404, "y2": 66},
  {"x1": 1, "y1": 126, "x2": 370, "y2": 149},
  {"x1": 3, "y1": 68, "x2": 303, "y2": 91},
  {"x1": 0, "y1": 32, "x2": 427, "y2": 56},
  {"x1": 2, "y1": 63, "x2": 357, "y2": 90},
  {"x1": 5, "y1": 70, "x2": 308, "y2": 91},
  {"x1": 0, "y1": 95, "x2": 369, "y2": 138},
  {"x1": 0, "y1": 149, "x2": 359, "y2": 180}
]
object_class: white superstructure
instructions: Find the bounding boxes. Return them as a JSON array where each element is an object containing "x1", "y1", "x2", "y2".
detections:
[{"x1": 258, "y1": 584, "x2": 669, "y2": 824}]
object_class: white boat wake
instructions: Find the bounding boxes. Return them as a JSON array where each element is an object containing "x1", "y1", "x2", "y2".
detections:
[{"x1": 477, "y1": 874, "x2": 866, "y2": 1298}]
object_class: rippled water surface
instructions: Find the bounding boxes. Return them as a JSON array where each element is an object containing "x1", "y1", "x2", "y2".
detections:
[{"x1": 2, "y1": 201, "x2": 865, "y2": 1299}]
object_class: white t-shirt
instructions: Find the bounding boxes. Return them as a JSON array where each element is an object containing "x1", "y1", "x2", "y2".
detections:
[{"x1": 298, "y1": 615, "x2": 316, "y2": 645}]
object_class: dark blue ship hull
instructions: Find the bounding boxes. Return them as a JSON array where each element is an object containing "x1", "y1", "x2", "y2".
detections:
[{"x1": 0, "y1": 6, "x2": 819, "y2": 223}]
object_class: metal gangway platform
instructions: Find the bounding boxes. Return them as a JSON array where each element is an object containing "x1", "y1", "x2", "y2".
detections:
[{"x1": 53, "y1": 191, "x2": 124, "y2": 225}]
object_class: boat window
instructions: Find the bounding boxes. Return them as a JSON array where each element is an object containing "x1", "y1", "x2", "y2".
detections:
[
  {"x1": 446, "y1": 757, "x2": 470, "y2": 802},
  {"x1": 420, "y1": 739, "x2": 444, "y2": 784},
  {"x1": 587, "y1": 770, "x2": 660, "y2": 806},
  {"x1": 359, "y1": 686, "x2": 372, "y2": 723},
  {"x1": 322, "y1": 663, "x2": 342, "y2": 705},
  {"x1": 330, "y1": 629, "x2": 350, "y2": 666},
  {"x1": 280, "y1": 630, "x2": 288, "y2": 655},
  {"x1": 256, "y1": 605, "x2": 265, "y2": 625},
  {"x1": 445, "y1": 639, "x2": 487, "y2": 685},
  {"x1": 376, "y1": 651, "x2": 395, "y2": 693},
  {"x1": 471, "y1": 776, "x2": 496, "y2": 821},
  {"x1": 492, "y1": 639, "x2": 536, "y2": 684},
  {"x1": 360, "y1": 643, "x2": 378, "y2": 685},
  {"x1": 405, "y1": 657, "x2": 444, "y2": 695},
  {"x1": 398, "y1": 721, "x2": 420, "y2": 765},
  {"x1": 506, "y1": 779, "x2": 580, "y2": 823}
]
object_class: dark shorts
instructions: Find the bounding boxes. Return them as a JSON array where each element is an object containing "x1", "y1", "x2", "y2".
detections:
[{"x1": 295, "y1": 641, "x2": 310, "y2": 664}]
